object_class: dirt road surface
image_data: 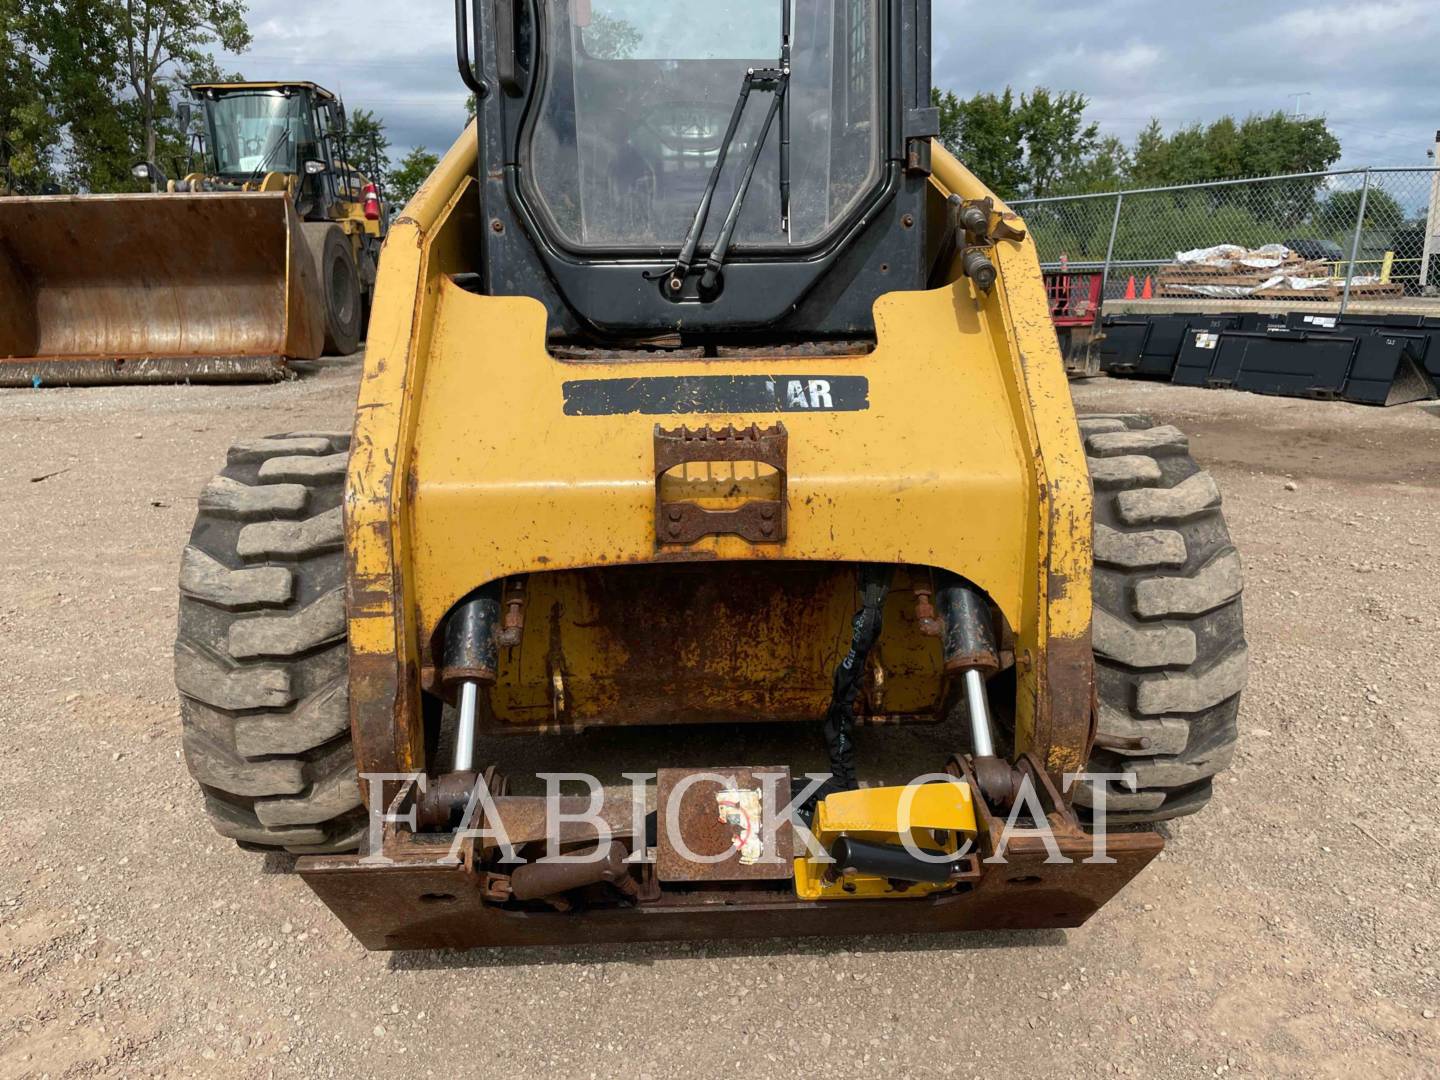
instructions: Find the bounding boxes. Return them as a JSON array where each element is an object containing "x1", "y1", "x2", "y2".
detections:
[{"x1": 2, "y1": 364, "x2": 1437, "y2": 1078}]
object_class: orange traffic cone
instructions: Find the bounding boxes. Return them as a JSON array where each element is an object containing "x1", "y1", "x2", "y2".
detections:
[
  {"x1": 1141, "y1": 276, "x2": 1153, "y2": 299},
  {"x1": 1124, "y1": 275, "x2": 1137, "y2": 300}
]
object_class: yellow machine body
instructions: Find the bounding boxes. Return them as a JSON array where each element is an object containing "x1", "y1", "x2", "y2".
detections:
[
  {"x1": 793, "y1": 784, "x2": 980, "y2": 901},
  {"x1": 344, "y1": 126, "x2": 1094, "y2": 787}
]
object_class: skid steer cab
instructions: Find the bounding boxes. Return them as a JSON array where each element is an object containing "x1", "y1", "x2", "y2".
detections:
[
  {"x1": 173, "y1": 0, "x2": 1248, "y2": 950},
  {"x1": 0, "y1": 81, "x2": 385, "y2": 388}
]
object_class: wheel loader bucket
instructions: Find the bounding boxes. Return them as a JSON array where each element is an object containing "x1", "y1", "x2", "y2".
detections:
[{"x1": 0, "y1": 192, "x2": 326, "y2": 387}]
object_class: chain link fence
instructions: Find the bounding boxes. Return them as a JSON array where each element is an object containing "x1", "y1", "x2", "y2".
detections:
[{"x1": 1013, "y1": 167, "x2": 1440, "y2": 314}]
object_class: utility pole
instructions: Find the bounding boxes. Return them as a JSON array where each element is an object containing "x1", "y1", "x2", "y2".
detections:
[{"x1": 1422, "y1": 130, "x2": 1440, "y2": 292}]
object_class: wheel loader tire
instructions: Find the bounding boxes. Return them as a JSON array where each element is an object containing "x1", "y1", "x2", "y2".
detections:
[
  {"x1": 174, "y1": 432, "x2": 364, "y2": 855},
  {"x1": 303, "y1": 224, "x2": 362, "y2": 356},
  {"x1": 1077, "y1": 414, "x2": 1248, "y2": 825}
]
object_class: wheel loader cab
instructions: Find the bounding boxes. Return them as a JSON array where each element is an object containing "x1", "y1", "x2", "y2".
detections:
[
  {"x1": 191, "y1": 83, "x2": 347, "y2": 220},
  {"x1": 203, "y1": 89, "x2": 309, "y2": 179},
  {"x1": 467, "y1": 0, "x2": 937, "y2": 339}
]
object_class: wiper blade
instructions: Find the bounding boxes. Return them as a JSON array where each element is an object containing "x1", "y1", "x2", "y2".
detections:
[
  {"x1": 245, "y1": 123, "x2": 292, "y2": 188},
  {"x1": 779, "y1": 0, "x2": 792, "y2": 235},
  {"x1": 659, "y1": 67, "x2": 789, "y2": 297},
  {"x1": 697, "y1": 72, "x2": 787, "y2": 294}
]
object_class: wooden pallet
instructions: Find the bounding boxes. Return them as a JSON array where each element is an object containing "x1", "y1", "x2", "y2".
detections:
[{"x1": 1251, "y1": 281, "x2": 1404, "y2": 301}]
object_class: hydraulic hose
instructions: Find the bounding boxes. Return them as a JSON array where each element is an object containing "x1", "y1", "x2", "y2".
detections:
[{"x1": 815, "y1": 565, "x2": 894, "y2": 803}]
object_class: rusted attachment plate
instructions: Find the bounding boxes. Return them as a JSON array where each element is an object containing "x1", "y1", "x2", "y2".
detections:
[
  {"x1": 297, "y1": 829, "x2": 1160, "y2": 952},
  {"x1": 654, "y1": 767, "x2": 794, "y2": 883},
  {"x1": 296, "y1": 753, "x2": 1163, "y2": 951},
  {"x1": 457, "y1": 563, "x2": 947, "y2": 733},
  {"x1": 654, "y1": 423, "x2": 788, "y2": 545},
  {"x1": 489, "y1": 793, "x2": 643, "y2": 851},
  {"x1": 0, "y1": 355, "x2": 292, "y2": 388}
]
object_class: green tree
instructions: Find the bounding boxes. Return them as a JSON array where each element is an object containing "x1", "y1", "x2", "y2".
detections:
[
  {"x1": 1316, "y1": 187, "x2": 1406, "y2": 235},
  {"x1": 933, "y1": 88, "x2": 962, "y2": 156},
  {"x1": 1129, "y1": 112, "x2": 1341, "y2": 187},
  {"x1": 583, "y1": 11, "x2": 641, "y2": 60},
  {"x1": 943, "y1": 87, "x2": 1024, "y2": 196},
  {"x1": 928, "y1": 86, "x2": 1102, "y2": 199},
  {"x1": 1016, "y1": 88, "x2": 1100, "y2": 198},
  {"x1": 1, "y1": 1, "x2": 61, "y2": 191},
  {"x1": 348, "y1": 108, "x2": 390, "y2": 185},
  {"x1": 387, "y1": 146, "x2": 439, "y2": 207},
  {"x1": 113, "y1": 1, "x2": 251, "y2": 182},
  {"x1": 28, "y1": 1, "x2": 134, "y2": 191},
  {"x1": 26, "y1": 0, "x2": 251, "y2": 191},
  {"x1": 1055, "y1": 135, "x2": 1130, "y2": 196}
]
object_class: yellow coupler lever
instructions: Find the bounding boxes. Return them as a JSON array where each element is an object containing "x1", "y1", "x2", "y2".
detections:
[{"x1": 795, "y1": 783, "x2": 983, "y2": 901}]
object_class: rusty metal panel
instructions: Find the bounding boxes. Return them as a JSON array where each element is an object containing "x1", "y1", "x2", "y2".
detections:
[
  {"x1": 296, "y1": 829, "x2": 1161, "y2": 951},
  {"x1": 488, "y1": 795, "x2": 641, "y2": 850},
  {"x1": 0, "y1": 355, "x2": 292, "y2": 388},
  {"x1": 654, "y1": 768, "x2": 794, "y2": 883},
  {"x1": 472, "y1": 564, "x2": 946, "y2": 731},
  {"x1": 0, "y1": 192, "x2": 325, "y2": 372},
  {"x1": 654, "y1": 424, "x2": 788, "y2": 545}
]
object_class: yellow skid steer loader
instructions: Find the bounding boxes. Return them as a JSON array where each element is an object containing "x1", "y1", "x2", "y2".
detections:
[
  {"x1": 172, "y1": 0, "x2": 1247, "y2": 949},
  {"x1": 0, "y1": 82, "x2": 385, "y2": 388}
]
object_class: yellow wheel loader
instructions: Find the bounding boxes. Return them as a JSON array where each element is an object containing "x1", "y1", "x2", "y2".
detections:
[
  {"x1": 173, "y1": 0, "x2": 1247, "y2": 949},
  {"x1": 0, "y1": 82, "x2": 386, "y2": 388}
]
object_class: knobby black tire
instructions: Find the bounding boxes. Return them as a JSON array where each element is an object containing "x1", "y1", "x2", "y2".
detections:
[
  {"x1": 1078, "y1": 414, "x2": 1248, "y2": 824},
  {"x1": 174, "y1": 433, "x2": 364, "y2": 854},
  {"x1": 302, "y1": 224, "x2": 362, "y2": 357}
]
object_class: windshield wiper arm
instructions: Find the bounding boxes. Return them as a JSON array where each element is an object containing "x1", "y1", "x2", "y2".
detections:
[
  {"x1": 779, "y1": 0, "x2": 792, "y2": 235},
  {"x1": 698, "y1": 75, "x2": 787, "y2": 294},
  {"x1": 245, "y1": 123, "x2": 292, "y2": 187},
  {"x1": 662, "y1": 62, "x2": 789, "y2": 296}
]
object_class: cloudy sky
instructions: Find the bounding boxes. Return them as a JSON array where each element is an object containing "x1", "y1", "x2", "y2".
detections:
[{"x1": 217, "y1": 0, "x2": 1439, "y2": 171}]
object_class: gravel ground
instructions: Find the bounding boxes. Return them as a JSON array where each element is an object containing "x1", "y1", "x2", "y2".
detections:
[{"x1": 1, "y1": 363, "x2": 1437, "y2": 1079}]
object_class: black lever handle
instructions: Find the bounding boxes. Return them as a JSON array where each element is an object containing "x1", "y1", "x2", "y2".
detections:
[{"x1": 455, "y1": 0, "x2": 487, "y2": 99}]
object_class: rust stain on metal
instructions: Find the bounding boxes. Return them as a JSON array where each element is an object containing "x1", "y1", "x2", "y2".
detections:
[
  {"x1": 508, "y1": 841, "x2": 640, "y2": 903},
  {"x1": 0, "y1": 355, "x2": 293, "y2": 388},
  {"x1": 472, "y1": 564, "x2": 946, "y2": 732},
  {"x1": 0, "y1": 193, "x2": 325, "y2": 369},
  {"x1": 655, "y1": 767, "x2": 795, "y2": 883},
  {"x1": 297, "y1": 750, "x2": 1162, "y2": 951},
  {"x1": 1038, "y1": 634, "x2": 1094, "y2": 779},
  {"x1": 654, "y1": 423, "x2": 788, "y2": 545}
]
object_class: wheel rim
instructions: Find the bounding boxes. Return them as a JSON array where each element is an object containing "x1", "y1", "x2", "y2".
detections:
[{"x1": 330, "y1": 252, "x2": 357, "y2": 326}]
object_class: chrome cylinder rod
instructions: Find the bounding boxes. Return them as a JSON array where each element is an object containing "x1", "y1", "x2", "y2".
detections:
[
  {"x1": 963, "y1": 668, "x2": 996, "y2": 759},
  {"x1": 454, "y1": 681, "x2": 479, "y2": 773}
]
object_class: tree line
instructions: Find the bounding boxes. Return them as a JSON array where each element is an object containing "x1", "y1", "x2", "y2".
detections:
[
  {"x1": 933, "y1": 87, "x2": 1346, "y2": 201},
  {"x1": 1, "y1": 0, "x2": 439, "y2": 205},
  {"x1": 1, "y1": 11, "x2": 1396, "y2": 224},
  {"x1": 2, "y1": 0, "x2": 251, "y2": 193},
  {"x1": 930, "y1": 86, "x2": 1431, "y2": 271}
]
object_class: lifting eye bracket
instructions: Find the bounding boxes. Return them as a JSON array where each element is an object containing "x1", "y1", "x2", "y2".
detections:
[{"x1": 654, "y1": 423, "x2": 789, "y2": 545}]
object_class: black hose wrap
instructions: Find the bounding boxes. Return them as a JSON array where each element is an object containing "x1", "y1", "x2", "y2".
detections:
[{"x1": 814, "y1": 565, "x2": 893, "y2": 806}]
